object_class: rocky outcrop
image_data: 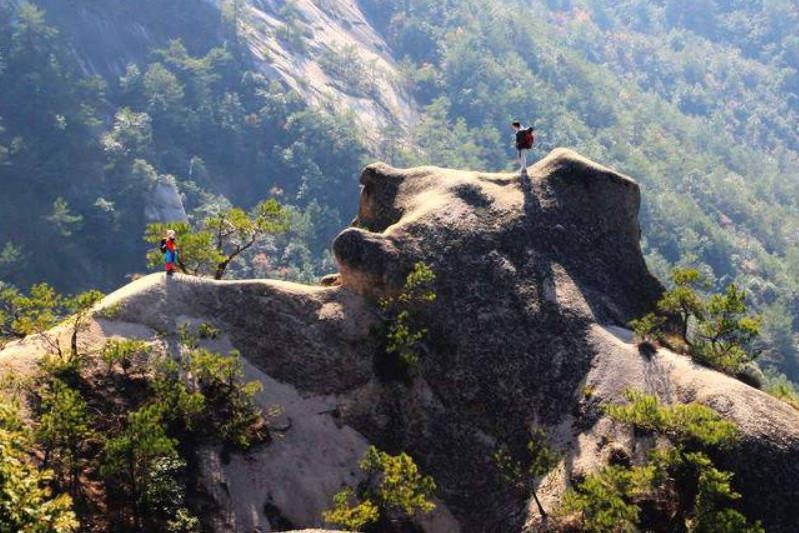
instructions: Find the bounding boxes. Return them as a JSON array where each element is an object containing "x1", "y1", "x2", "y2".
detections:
[
  {"x1": 3, "y1": 149, "x2": 799, "y2": 532},
  {"x1": 144, "y1": 176, "x2": 188, "y2": 223}
]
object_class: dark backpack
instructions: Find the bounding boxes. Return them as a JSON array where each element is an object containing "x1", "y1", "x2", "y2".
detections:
[{"x1": 523, "y1": 128, "x2": 535, "y2": 149}]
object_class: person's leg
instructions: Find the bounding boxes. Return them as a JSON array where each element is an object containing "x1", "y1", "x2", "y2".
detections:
[
  {"x1": 166, "y1": 262, "x2": 175, "y2": 276},
  {"x1": 520, "y1": 149, "x2": 528, "y2": 172}
]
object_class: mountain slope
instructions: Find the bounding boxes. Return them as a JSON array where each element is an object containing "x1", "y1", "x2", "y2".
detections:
[{"x1": 30, "y1": 0, "x2": 417, "y2": 137}]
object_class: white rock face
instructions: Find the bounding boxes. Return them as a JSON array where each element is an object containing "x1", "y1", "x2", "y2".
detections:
[
  {"x1": 197, "y1": 353, "x2": 371, "y2": 532},
  {"x1": 144, "y1": 177, "x2": 188, "y2": 223},
  {"x1": 238, "y1": 0, "x2": 417, "y2": 142}
]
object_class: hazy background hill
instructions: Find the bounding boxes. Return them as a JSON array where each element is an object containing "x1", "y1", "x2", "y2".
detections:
[{"x1": 1, "y1": 0, "x2": 799, "y2": 381}]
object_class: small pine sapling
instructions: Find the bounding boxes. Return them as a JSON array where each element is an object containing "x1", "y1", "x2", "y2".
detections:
[{"x1": 493, "y1": 426, "x2": 563, "y2": 518}]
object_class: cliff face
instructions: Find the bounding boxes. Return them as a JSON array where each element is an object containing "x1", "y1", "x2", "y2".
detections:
[
  {"x1": 30, "y1": 0, "x2": 416, "y2": 139},
  {"x1": 3, "y1": 149, "x2": 799, "y2": 532}
]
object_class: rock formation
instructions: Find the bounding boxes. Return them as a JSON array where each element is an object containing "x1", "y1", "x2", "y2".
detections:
[
  {"x1": 3, "y1": 148, "x2": 799, "y2": 532},
  {"x1": 144, "y1": 176, "x2": 188, "y2": 223}
]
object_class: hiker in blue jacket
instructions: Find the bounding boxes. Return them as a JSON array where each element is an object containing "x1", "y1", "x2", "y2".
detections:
[
  {"x1": 512, "y1": 121, "x2": 535, "y2": 174},
  {"x1": 159, "y1": 229, "x2": 180, "y2": 276}
]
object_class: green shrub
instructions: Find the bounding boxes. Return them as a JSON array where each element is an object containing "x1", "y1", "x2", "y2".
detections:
[
  {"x1": 141, "y1": 456, "x2": 200, "y2": 528},
  {"x1": 0, "y1": 284, "x2": 103, "y2": 378},
  {"x1": 197, "y1": 321, "x2": 219, "y2": 339},
  {"x1": 561, "y1": 463, "x2": 655, "y2": 533},
  {"x1": 630, "y1": 268, "x2": 761, "y2": 377},
  {"x1": 35, "y1": 380, "x2": 94, "y2": 491},
  {"x1": 166, "y1": 508, "x2": 202, "y2": 533},
  {"x1": 691, "y1": 285, "x2": 762, "y2": 375},
  {"x1": 322, "y1": 486, "x2": 380, "y2": 531},
  {"x1": 689, "y1": 452, "x2": 764, "y2": 533},
  {"x1": 150, "y1": 357, "x2": 206, "y2": 433},
  {"x1": 657, "y1": 267, "x2": 709, "y2": 343},
  {"x1": 185, "y1": 348, "x2": 264, "y2": 448},
  {"x1": 559, "y1": 390, "x2": 761, "y2": 532},
  {"x1": 101, "y1": 404, "x2": 180, "y2": 529},
  {"x1": 101, "y1": 339, "x2": 150, "y2": 375},
  {"x1": 604, "y1": 390, "x2": 738, "y2": 448},
  {"x1": 628, "y1": 313, "x2": 665, "y2": 344},
  {"x1": 380, "y1": 262, "x2": 436, "y2": 370},
  {"x1": 0, "y1": 282, "x2": 61, "y2": 339},
  {"x1": 177, "y1": 322, "x2": 199, "y2": 349},
  {"x1": 323, "y1": 446, "x2": 436, "y2": 530}
]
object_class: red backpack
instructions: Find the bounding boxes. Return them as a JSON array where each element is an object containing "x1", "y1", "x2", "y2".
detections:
[{"x1": 523, "y1": 128, "x2": 535, "y2": 149}]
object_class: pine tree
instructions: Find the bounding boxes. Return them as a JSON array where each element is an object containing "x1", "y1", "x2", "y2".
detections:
[
  {"x1": 101, "y1": 404, "x2": 179, "y2": 529},
  {"x1": 493, "y1": 426, "x2": 562, "y2": 518},
  {"x1": 0, "y1": 401, "x2": 79, "y2": 532},
  {"x1": 36, "y1": 380, "x2": 94, "y2": 494}
]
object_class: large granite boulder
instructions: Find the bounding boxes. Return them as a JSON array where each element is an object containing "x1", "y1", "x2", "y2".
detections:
[{"x1": 3, "y1": 149, "x2": 798, "y2": 532}]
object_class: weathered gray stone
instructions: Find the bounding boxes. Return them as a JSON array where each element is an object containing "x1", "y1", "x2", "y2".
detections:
[
  {"x1": 144, "y1": 177, "x2": 187, "y2": 223},
  {"x1": 4, "y1": 149, "x2": 799, "y2": 532}
]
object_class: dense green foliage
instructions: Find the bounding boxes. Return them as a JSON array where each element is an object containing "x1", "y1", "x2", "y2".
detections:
[
  {"x1": 323, "y1": 487, "x2": 380, "y2": 532},
  {"x1": 0, "y1": 283, "x2": 62, "y2": 341},
  {"x1": 0, "y1": 282, "x2": 103, "y2": 377},
  {"x1": 100, "y1": 404, "x2": 183, "y2": 529},
  {"x1": 153, "y1": 322, "x2": 265, "y2": 448},
  {"x1": 0, "y1": 400, "x2": 79, "y2": 532},
  {"x1": 183, "y1": 348, "x2": 264, "y2": 448},
  {"x1": 561, "y1": 463, "x2": 654, "y2": 533},
  {"x1": 323, "y1": 445, "x2": 436, "y2": 531},
  {"x1": 101, "y1": 339, "x2": 150, "y2": 376},
  {"x1": 0, "y1": 280, "x2": 263, "y2": 530},
  {"x1": 92, "y1": 326, "x2": 264, "y2": 529},
  {"x1": 36, "y1": 380, "x2": 94, "y2": 492},
  {"x1": 559, "y1": 390, "x2": 762, "y2": 532},
  {"x1": 0, "y1": 0, "x2": 365, "y2": 291}
]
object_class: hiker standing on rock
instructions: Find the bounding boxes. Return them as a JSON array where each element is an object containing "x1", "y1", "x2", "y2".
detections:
[
  {"x1": 160, "y1": 229, "x2": 180, "y2": 276},
  {"x1": 512, "y1": 120, "x2": 535, "y2": 174}
]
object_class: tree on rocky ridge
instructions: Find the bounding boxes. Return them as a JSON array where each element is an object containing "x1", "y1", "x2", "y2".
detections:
[
  {"x1": 144, "y1": 198, "x2": 290, "y2": 279},
  {"x1": 559, "y1": 390, "x2": 763, "y2": 532}
]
